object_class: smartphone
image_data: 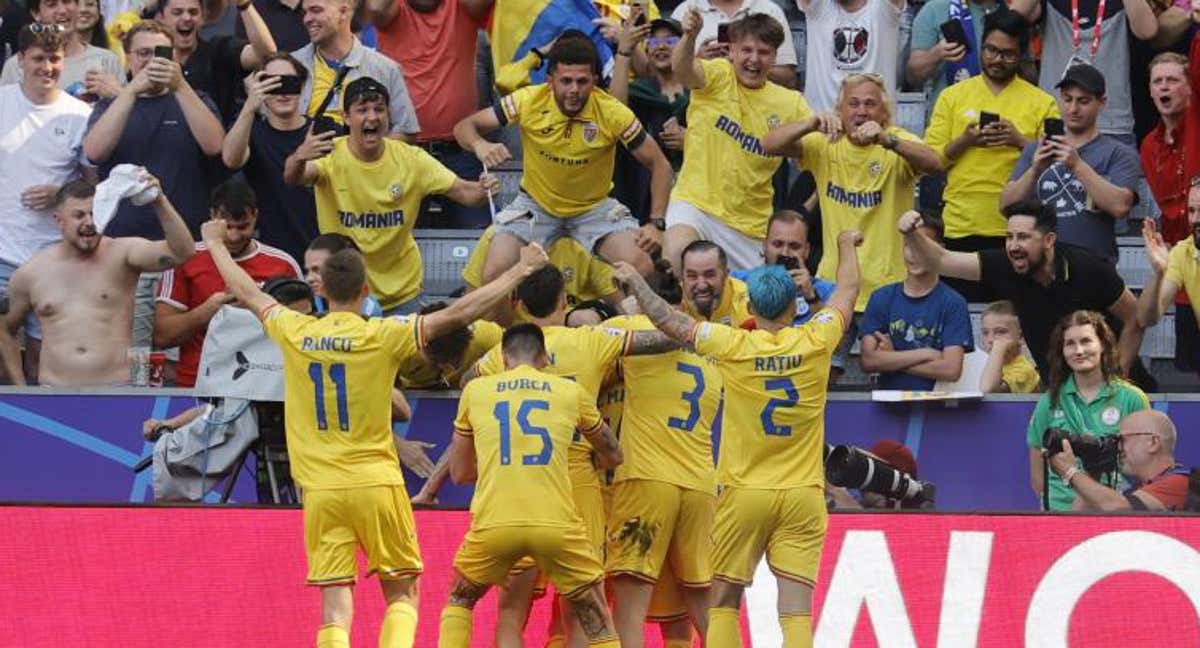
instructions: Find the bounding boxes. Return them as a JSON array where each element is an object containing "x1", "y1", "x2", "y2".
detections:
[
  {"x1": 939, "y1": 19, "x2": 969, "y2": 48},
  {"x1": 775, "y1": 256, "x2": 801, "y2": 271},
  {"x1": 1043, "y1": 117, "x2": 1065, "y2": 139},
  {"x1": 717, "y1": 23, "x2": 729, "y2": 43},
  {"x1": 312, "y1": 115, "x2": 341, "y2": 137},
  {"x1": 267, "y1": 74, "x2": 304, "y2": 95},
  {"x1": 979, "y1": 111, "x2": 1000, "y2": 128},
  {"x1": 154, "y1": 45, "x2": 173, "y2": 60},
  {"x1": 632, "y1": 0, "x2": 648, "y2": 26}
]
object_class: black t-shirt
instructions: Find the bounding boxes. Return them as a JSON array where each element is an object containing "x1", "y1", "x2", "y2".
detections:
[
  {"x1": 184, "y1": 36, "x2": 248, "y2": 125},
  {"x1": 237, "y1": 0, "x2": 308, "y2": 52},
  {"x1": 979, "y1": 243, "x2": 1126, "y2": 372},
  {"x1": 243, "y1": 116, "x2": 318, "y2": 263}
]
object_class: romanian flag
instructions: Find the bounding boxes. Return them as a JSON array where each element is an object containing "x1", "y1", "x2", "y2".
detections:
[{"x1": 490, "y1": 0, "x2": 616, "y2": 84}]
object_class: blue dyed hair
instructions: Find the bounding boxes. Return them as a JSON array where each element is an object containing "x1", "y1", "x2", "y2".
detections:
[{"x1": 746, "y1": 265, "x2": 796, "y2": 321}]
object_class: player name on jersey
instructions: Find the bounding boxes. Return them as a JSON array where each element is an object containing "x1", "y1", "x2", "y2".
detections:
[
  {"x1": 300, "y1": 336, "x2": 355, "y2": 352},
  {"x1": 495, "y1": 378, "x2": 553, "y2": 393},
  {"x1": 753, "y1": 354, "x2": 805, "y2": 372}
]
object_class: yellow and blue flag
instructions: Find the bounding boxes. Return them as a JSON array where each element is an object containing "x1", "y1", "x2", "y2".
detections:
[{"x1": 490, "y1": 0, "x2": 616, "y2": 84}]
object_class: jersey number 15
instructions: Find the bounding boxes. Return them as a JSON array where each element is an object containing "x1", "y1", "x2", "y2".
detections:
[{"x1": 494, "y1": 400, "x2": 553, "y2": 466}]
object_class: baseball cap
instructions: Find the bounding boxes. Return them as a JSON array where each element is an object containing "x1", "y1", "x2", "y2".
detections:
[
  {"x1": 342, "y1": 76, "x2": 390, "y2": 112},
  {"x1": 1055, "y1": 63, "x2": 1106, "y2": 97},
  {"x1": 649, "y1": 18, "x2": 683, "y2": 36}
]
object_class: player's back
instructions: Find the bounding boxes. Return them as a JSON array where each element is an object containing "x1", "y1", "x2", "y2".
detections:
[
  {"x1": 457, "y1": 366, "x2": 595, "y2": 529},
  {"x1": 262, "y1": 306, "x2": 416, "y2": 490},
  {"x1": 693, "y1": 310, "x2": 844, "y2": 490}
]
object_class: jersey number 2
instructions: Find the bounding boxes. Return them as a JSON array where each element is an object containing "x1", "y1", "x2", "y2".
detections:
[
  {"x1": 760, "y1": 378, "x2": 800, "y2": 436},
  {"x1": 308, "y1": 362, "x2": 349, "y2": 432},
  {"x1": 494, "y1": 400, "x2": 553, "y2": 466}
]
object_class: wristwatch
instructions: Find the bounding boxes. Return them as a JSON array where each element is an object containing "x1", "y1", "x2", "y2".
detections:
[
  {"x1": 649, "y1": 218, "x2": 666, "y2": 231},
  {"x1": 882, "y1": 133, "x2": 899, "y2": 150}
]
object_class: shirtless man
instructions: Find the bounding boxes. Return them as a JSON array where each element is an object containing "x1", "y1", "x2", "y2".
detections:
[{"x1": 3, "y1": 177, "x2": 194, "y2": 386}]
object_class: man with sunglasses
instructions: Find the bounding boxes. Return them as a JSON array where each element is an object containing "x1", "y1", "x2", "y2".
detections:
[
  {"x1": 1047, "y1": 409, "x2": 1190, "y2": 511},
  {"x1": 0, "y1": 0, "x2": 121, "y2": 98}
]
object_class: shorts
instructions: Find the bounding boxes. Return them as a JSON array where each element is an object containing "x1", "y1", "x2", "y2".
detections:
[
  {"x1": 302, "y1": 485, "x2": 423, "y2": 586},
  {"x1": 712, "y1": 485, "x2": 827, "y2": 587},
  {"x1": 455, "y1": 524, "x2": 605, "y2": 598},
  {"x1": 515, "y1": 482, "x2": 607, "y2": 593},
  {"x1": 665, "y1": 200, "x2": 763, "y2": 271},
  {"x1": 0, "y1": 259, "x2": 41, "y2": 340},
  {"x1": 495, "y1": 191, "x2": 638, "y2": 254},
  {"x1": 606, "y1": 479, "x2": 715, "y2": 587},
  {"x1": 647, "y1": 562, "x2": 689, "y2": 623}
]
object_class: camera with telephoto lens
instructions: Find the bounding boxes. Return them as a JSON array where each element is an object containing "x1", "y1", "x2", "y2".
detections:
[
  {"x1": 1041, "y1": 427, "x2": 1120, "y2": 477},
  {"x1": 775, "y1": 255, "x2": 801, "y2": 271},
  {"x1": 824, "y1": 444, "x2": 936, "y2": 509}
]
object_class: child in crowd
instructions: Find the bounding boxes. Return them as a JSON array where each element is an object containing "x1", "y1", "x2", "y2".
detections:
[{"x1": 979, "y1": 300, "x2": 1041, "y2": 393}]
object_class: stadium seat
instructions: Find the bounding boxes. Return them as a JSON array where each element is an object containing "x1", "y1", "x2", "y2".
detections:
[{"x1": 416, "y1": 229, "x2": 484, "y2": 299}]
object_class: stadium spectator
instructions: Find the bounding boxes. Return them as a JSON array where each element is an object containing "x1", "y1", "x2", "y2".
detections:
[
  {"x1": 611, "y1": 17, "x2": 690, "y2": 224},
  {"x1": 1048, "y1": 408, "x2": 1190, "y2": 511},
  {"x1": 1002, "y1": 64, "x2": 1141, "y2": 264},
  {"x1": 564, "y1": 299, "x2": 620, "y2": 327},
  {"x1": 303, "y1": 233, "x2": 382, "y2": 316},
  {"x1": 0, "y1": 0, "x2": 122, "y2": 98},
  {"x1": 455, "y1": 35, "x2": 669, "y2": 292},
  {"x1": 730, "y1": 210, "x2": 833, "y2": 325},
  {"x1": 1027, "y1": 310, "x2": 1150, "y2": 511},
  {"x1": 798, "y1": 0, "x2": 904, "y2": 112},
  {"x1": 663, "y1": 11, "x2": 809, "y2": 272},
  {"x1": 154, "y1": 180, "x2": 301, "y2": 388},
  {"x1": 679, "y1": 240, "x2": 751, "y2": 325},
  {"x1": 1138, "y1": 202, "x2": 1200, "y2": 351},
  {"x1": 898, "y1": 202, "x2": 1146, "y2": 383},
  {"x1": 223, "y1": 54, "x2": 318, "y2": 263},
  {"x1": 669, "y1": 0, "x2": 798, "y2": 87},
  {"x1": 237, "y1": 0, "x2": 307, "y2": 52},
  {"x1": 979, "y1": 300, "x2": 1041, "y2": 393},
  {"x1": 924, "y1": 7, "x2": 1058, "y2": 301},
  {"x1": 4, "y1": 178, "x2": 194, "y2": 386},
  {"x1": 155, "y1": 0, "x2": 277, "y2": 124},
  {"x1": 367, "y1": 0, "x2": 492, "y2": 228},
  {"x1": 0, "y1": 25, "x2": 95, "y2": 382},
  {"x1": 860, "y1": 213, "x2": 972, "y2": 390},
  {"x1": 764, "y1": 73, "x2": 941, "y2": 316},
  {"x1": 285, "y1": 76, "x2": 497, "y2": 315},
  {"x1": 1010, "y1": 0, "x2": 1158, "y2": 146},
  {"x1": 76, "y1": 0, "x2": 120, "y2": 62},
  {"x1": 292, "y1": 0, "x2": 419, "y2": 137}
]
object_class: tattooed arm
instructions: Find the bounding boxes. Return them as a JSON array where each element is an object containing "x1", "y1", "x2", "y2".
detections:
[
  {"x1": 581, "y1": 420, "x2": 622, "y2": 469},
  {"x1": 611, "y1": 262, "x2": 698, "y2": 349},
  {"x1": 626, "y1": 330, "x2": 682, "y2": 355}
]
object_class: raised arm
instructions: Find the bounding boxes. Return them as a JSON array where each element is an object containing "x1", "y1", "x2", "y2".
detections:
[
  {"x1": 420, "y1": 243, "x2": 550, "y2": 340},
  {"x1": 453, "y1": 107, "x2": 512, "y2": 169},
  {"x1": 611, "y1": 262, "x2": 699, "y2": 346},
  {"x1": 124, "y1": 178, "x2": 197, "y2": 272},
  {"x1": 1009, "y1": 0, "x2": 1042, "y2": 24},
  {"x1": 1125, "y1": 0, "x2": 1160, "y2": 41},
  {"x1": 826, "y1": 230, "x2": 864, "y2": 327},
  {"x1": 629, "y1": 135, "x2": 673, "y2": 220},
  {"x1": 222, "y1": 72, "x2": 277, "y2": 169},
  {"x1": 200, "y1": 218, "x2": 275, "y2": 314},
  {"x1": 611, "y1": 16, "x2": 650, "y2": 103},
  {"x1": 1137, "y1": 220, "x2": 1179, "y2": 327},
  {"x1": 237, "y1": 1, "x2": 278, "y2": 69},
  {"x1": 897, "y1": 210, "x2": 982, "y2": 281},
  {"x1": 672, "y1": 8, "x2": 707, "y2": 89},
  {"x1": 83, "y1": 68, "x2": 153, "y2": 163},
  {"x1": 762, "y1": 113, "x2": 841, "y2": 158}
]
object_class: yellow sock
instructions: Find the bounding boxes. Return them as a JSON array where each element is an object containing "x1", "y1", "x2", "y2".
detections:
[
  {"x1": 544, "y1": 634, "x2": 566, "y2": 648},
  {"x1": 317, "y1": 623, "x2": 350, "y2": 648},
  {"x1": 707, "y1": 607, "x2": 743, "y2": 648},
  {"x1": 586, "y1": 639, "x2": 621, "y2": 648},
  {"x1": 665, "y1": 639, "x2": 693, "y2": 648},
  {"x1": 780, "y1": 612, "x2": 812, "y2": 648},
  {"x1": 438, "y1": 605, "x2": 473, "y2": 648},
  {"x1": 379, "y1": 601, "x2": 418, "y2": 648}
]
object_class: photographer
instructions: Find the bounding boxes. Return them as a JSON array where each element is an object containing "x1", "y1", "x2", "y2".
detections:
[
  {"x1": 826, "y1": 440, "x2": 928, "y2": 510},
  {"x1": 730, "y1": 210, "x2": 834, "y2": 326},
  {"x1": 1047, "y1": 410, "x2": 1189, "y2": 512},
  {"x1": 1027, "y1": 310, "x2": 1150, "y2": 511}
]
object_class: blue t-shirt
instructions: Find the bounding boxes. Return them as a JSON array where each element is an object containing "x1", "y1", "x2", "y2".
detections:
[
  {"x1": 730, "y1": 268, "x2": 836, "y2": 326},
  {"x1": 860, "y1": 281, "x2": 974, "y2": 391},
  {"x1": 313, "y1": 294, "x2": 384, "y2": 318},
  {"x1": 87, "y1": 92, "x2": 222, "y2": 239}
]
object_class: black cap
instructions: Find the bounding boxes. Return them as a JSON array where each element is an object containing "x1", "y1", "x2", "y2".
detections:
[
  {"x1": 1055, "y1": 63, "x2": 1105, "y2": 97},
  {"x1": 649, "y1": 18, "x2": 683, "y2": 36},
  {"x1": 342, "y1": 76, "x2": 390, "y2": 112}
]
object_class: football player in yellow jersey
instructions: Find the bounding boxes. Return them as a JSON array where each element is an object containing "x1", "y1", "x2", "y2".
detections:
[
  {"x1": 613, "y1": 230, "x2": 864, "y2": 648},
  {"x1": 285, "y1": 76, "x2": 498, "y2": 315},
  {"x1": 679, "y1": 240, "x2": 752, "y2": 326},
  {"x1": 454, "y1": 35, "x2": 674, "y2": 308},
  {"x1": 663, "y1": 11, "x2": 813, "y2": 272},
  {"x1": 200, "y1": 218, "x2": 550, "y2": 648},
  {"x1": 439, "y1": 323, "x2": 624, "y2": 648}
]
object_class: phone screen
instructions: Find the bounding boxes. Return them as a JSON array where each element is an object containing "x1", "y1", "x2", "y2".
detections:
[
  {"x1": 717, "y1": 23, "x2": 729, "y2": 43},
  {"x1": 154, "y1": 45, "x2": 173, "y2": 60}
]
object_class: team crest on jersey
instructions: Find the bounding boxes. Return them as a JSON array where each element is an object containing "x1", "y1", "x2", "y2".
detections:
[
  {"x1": 582, "y1": 121, "x2": 599, "y2": 142},
  {"x1": 389, "y1": 184, "x2": 404, "y2": 200},
  {"x1": 767, "y1": 115, "x2": 781, "y2": 129},
  {"x1": 1101, "y1": 406, "x2": 1121, "y2": 426},
  {"x1": 868, "y1": 161, "x2": 882, "y2": 177},
  {"x1": 562, "y1": 265, "x2": 576, "y2": 282},
  {"x1": 813, "y1": 311, "x2": 836, "y2": 325}
]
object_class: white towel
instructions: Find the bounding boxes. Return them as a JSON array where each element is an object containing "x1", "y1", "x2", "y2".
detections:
[{"x1": 93, "y1": 164, "x2": 160, "y2": 234}]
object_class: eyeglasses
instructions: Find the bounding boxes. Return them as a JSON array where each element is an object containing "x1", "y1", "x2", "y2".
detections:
[
  {"x1": 25, "y1": 23, "x2": 66, "y2": 34},
  {"x1": 1118, "y1": 431, "x2": 1158, "y2": 443},
  {"x1": 982, "y1": 44, "x2": 1020, "y2": 62},
  {"x1": 647, "y1": 36, "x2": 680, "y2": 48}
]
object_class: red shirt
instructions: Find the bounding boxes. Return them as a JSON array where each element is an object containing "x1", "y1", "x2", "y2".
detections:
[
  {"x1": 1140, "y1": 32, "x2": 1200, "y2": 249},
  {"x1": 156, "y1": 242, "x2": 301, "y2": 387},
  {"x1": 377, "y1": 0, "x2": 481, "y2": 142}
]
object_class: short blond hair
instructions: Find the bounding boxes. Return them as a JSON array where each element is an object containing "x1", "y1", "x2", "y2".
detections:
[
  {"x1": 982, "y1": 300, "x2": 1022, "y2": 332},
  {"x1": 836, "y1": 73, "x2": 893, "y2": 128}
]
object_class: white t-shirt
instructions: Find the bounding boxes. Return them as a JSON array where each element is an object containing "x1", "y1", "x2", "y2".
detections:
[
  {"x1": 0, "y1": 44, "x2": 124, "y2": 101},
  {"x1": 800, "y1": 0, "x2": 904, "y2": 111},
  {"x1": 672, "y1": 0, "x2": 799, "y2": 67},
  {"x1": 0, "y1": 86, "x2": 92, "y2": 266}
]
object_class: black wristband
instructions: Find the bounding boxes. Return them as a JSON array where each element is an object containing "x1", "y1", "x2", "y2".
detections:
[
  {"x1": 237, "y1": 1, "x2": 252, "y2": 10},
  {"x1": 650, "y1": 218, "x2": 666, "y2": 231}
]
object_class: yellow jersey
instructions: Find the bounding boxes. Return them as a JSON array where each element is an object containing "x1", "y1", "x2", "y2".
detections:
[
  {"x1": 312, "y1": 138, "x2": 457, "y2": 310},
  {"x1": 395, "y1": 319, "x2": 502, "y2": 389},
  {"x1": 672, "y1": 58, "x2": 812, "y2": 239},
  {"x1": 454, "y1": 364, "x2": 604, "y2": 529},
  {"x1": 801, "y1": 127, "x2": 918, "y2": 312},
  {"x1": 683, "y1": 276, "x2": 752, "y2": 326},
  {"x1": 461, "y1": 226, "x2": 617, "y2": 305},
  {"x1": 1167, "y1": 238, "x2": 1200, "y2": 325},
  {"x1": 498, "y1": 84, "x2": 645, "y2": 216},
  {"x1": 307, "y1": 55, "x2": 345, "y2": 125},
  {"x1": 1002, "y1": 354, "x2": 1041, "y2": 394},
  {"x1": 692, "y1": 308, "x2": 845, "y2": 489},
  {"x1": 474, "y1": 324, "x2": 633, "y2": 487},
  {"x1": 607, "y1": 315, "x2": 720, "y2": 493},
  {"x1": 924, "y1": 75, "x2": 1058, "y2": 239},
  {"x1": 260, "y1": 305, "x2": 428, "y2": 490}
]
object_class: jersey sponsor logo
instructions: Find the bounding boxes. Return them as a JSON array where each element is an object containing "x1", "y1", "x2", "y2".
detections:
[
  {"x1": 753, "y1": 354, "x2": 804, "y2": 372},
  {"x1": 337, "y1": 210, "x2": 404, "y2": 228},
  {"x1": 713, "y1": 115, "x2": 769, "y2": 157},
  {"x1": 832, "y1": 26, "x2": 869, "y2": 67},
  {"x1": 536, "y1": 149, "x2": 590, "y2": 166},
  {"x1": 495, "y1": 378, "x2": 553, "y2": 393},
  {"x1": 231, "y1": 350, "x2": 283, "y2": 381},
  {"x1": 825, "y1": 181, "x2": 883, "y2": 208},
  {"x1": 301, "y1": 336, "x2": 354, "y2": 352}
]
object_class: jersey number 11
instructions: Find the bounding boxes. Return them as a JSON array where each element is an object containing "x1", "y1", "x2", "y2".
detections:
[{"x1": 308, "y1": 361, "x2": 350, "y2": 432}]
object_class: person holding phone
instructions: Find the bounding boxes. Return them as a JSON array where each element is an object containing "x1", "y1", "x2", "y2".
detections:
[
  {"x1": 1002, "y1": 63, "x2": 1142, "y2": 265},
  {"x1": 669, "y1": 0, "x2": 798, "y2": 88}
]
